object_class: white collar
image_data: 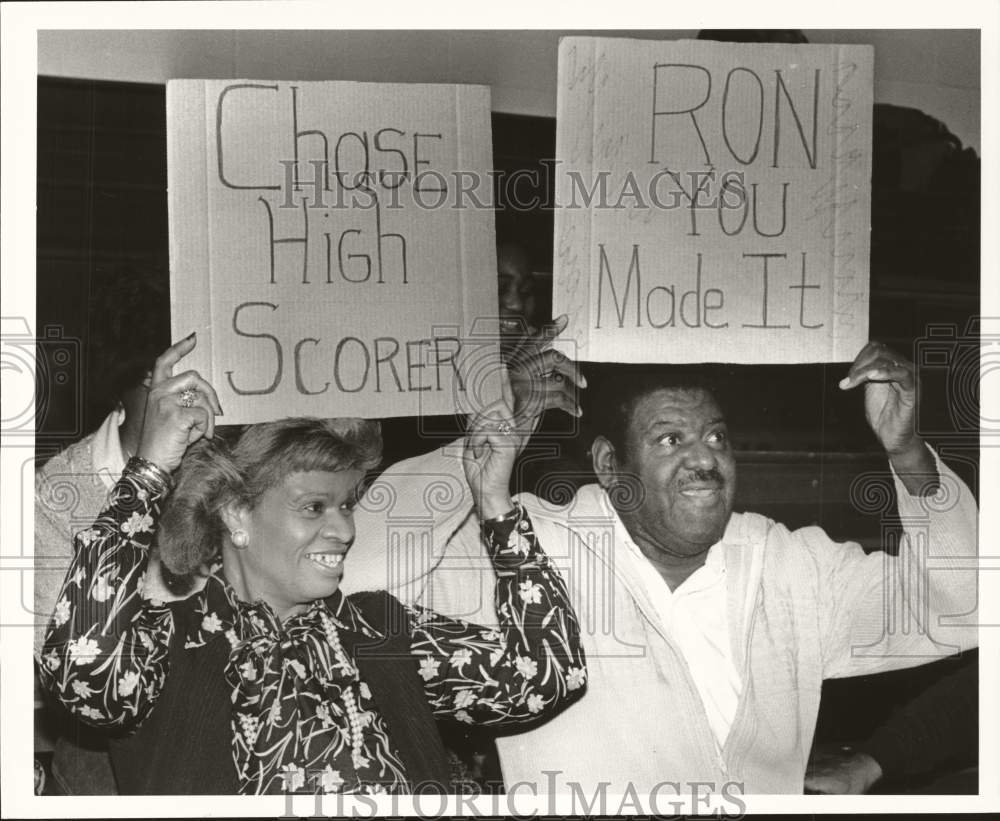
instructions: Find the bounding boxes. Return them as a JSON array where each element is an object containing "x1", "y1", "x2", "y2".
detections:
[
  {"x1": 91, "y1": 408, "x2": 129, "y2": 490},
  {"x1": 586, "y1": 484, "x2": 726, "y2": 591}
]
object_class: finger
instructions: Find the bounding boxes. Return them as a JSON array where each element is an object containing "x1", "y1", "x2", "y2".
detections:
[
  {"x1": 150, "y1": 375, "x2": 220, "y2": 439},
  {"x1": 183, "y1": 404, "x2": 214, "y2": 443},
  {"x1": 471, "y1": 403, "x2": 524, "y2": 449},
  {"x1": 544, "y1": 313, "x2": 569, "y2": 340},
  {"x1": 465, "y1": 409, "x2": 499, "y2": 459},
  {"x1": 839, "y1": 362, "x2": 912, "y2": 391},
  {"x1": 842, "y1": 341, "x2": 888, "y2": 383},
  {"x1": 538, "y1": 386, "x2": 582, "y2": 418},
  {"x1": 155, "y1": 370, "x2": 224, "y2": 415},
  {"x1": 507, "y1": 314, "x2": 568, "y2": 360},
  {"x1": 510, "y1": 348, "x2": 586, "y2": 389},
  {"x1": 848, "y1": 342, "x2": 913, "y2": 375},
  {"x1": 151, "y1": 333, "x2": 197, "y2": 386},
  {"x1": 841, "y1": 341, "x2": 914, "y2": 387},
  {"x1": 517, "y1": 381, "x2": 581, "y2": 419}
]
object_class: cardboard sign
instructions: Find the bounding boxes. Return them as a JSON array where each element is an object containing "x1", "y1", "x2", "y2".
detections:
[
  {"x1": 167, "y1": 80, "x2": 500, "y2": 422},
  {"x1": 553, "y1": 38, "x2": 874, "y2": 364}
]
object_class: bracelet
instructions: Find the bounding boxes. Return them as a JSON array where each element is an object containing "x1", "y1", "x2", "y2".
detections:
[
  {"x1": 482, "y1": 501, "x2": 523, "y2": 526},
  {"x1": 126, "y1": 456, "x2": 173, "y2": 493}
]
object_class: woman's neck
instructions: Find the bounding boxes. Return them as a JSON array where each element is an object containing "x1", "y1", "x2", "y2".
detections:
[{"x1": 221, "y1": 553, "x2": 309, "y2": 623}]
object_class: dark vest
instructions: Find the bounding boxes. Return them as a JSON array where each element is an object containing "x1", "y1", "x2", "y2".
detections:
[{"x1": 108, "y1": 590, "x2": 451, "y2": 794}]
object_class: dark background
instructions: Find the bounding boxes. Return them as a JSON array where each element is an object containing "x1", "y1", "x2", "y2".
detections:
[{"x1": 36, "y1": 76, "x2": 981, "y2": 790}]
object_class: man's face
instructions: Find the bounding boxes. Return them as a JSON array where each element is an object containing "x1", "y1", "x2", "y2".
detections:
[
  {"x1": 614, "y1": 387, "x2": 736, "y2": 558},
  {"x1": 497, "y1": 245, "x2": 537, "y2": 344}
]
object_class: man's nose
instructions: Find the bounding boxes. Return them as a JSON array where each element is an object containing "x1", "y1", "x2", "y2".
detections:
[
  {"x1": 500, "y1": 286, "x2": 524, "y2": 314},
  {"x1": 682, "y1": 440, "x2": 718, "y2": 471}
]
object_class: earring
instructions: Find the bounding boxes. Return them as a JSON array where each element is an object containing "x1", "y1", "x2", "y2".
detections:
[{"x1": 230, "y1": 529, "x2": 249, "y2": 548}]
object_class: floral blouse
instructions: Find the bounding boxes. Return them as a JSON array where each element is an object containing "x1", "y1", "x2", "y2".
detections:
[{"x1": 37, "y1": 463, "x2": 586, "y2": 795}]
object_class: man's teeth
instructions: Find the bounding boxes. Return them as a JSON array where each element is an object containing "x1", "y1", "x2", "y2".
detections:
[{"x1": 308, "y1": 553, "x2": 344, "y2": 568}]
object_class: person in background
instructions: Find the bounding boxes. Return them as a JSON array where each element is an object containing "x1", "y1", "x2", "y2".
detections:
[
  {"x1": 805, "y1": 657, "x2": 978, "y2": 793},
  {"x1": 34, "y1": 265, "x2": 170, "y2": 795}
]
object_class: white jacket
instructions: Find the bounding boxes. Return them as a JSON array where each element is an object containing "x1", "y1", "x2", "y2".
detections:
[{"x1": 343, "y1": 443, "x2": 978, "y2": 794}]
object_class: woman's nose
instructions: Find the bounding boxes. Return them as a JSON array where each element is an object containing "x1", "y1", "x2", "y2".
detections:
[{"x1": 322, "y1": 512, "x2": 354, "y2": 544}]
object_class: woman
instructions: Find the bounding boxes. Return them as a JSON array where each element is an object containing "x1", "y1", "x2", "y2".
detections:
[{"x1": 38, "y1": 335, "x2": 586, "y2": 795}]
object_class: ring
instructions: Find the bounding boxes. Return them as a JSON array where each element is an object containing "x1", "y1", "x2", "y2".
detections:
[
  {"x1": 497, "y1": 420, "x2": 513, "y2": 436},
  {"x1": 179, "y1": 388, "x2": 199, "y2": 408}
]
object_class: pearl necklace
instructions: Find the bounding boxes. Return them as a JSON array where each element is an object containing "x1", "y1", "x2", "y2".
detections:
[{"x1": 318, "y1": 609, "x2": 367, "y2": 772}]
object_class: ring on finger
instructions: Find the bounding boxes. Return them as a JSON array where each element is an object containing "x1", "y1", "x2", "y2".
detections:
[
  {"x1": 179, "y1": 388, "x2": 199, "y2": 408},
  {"x1": 497, "y1": 420, "x2": 513, "y2": 436}
]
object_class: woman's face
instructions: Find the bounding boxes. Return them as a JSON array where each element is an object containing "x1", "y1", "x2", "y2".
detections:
[{"x1": 231, "y1": 468, "x2": 364, "y2": 619}]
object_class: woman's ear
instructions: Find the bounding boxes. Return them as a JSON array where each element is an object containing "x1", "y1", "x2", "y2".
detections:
[
  {"x1": 591, "y1": 436, "x2": 619, "y2": 489},
  {"x1": 220, "y1": 500, "x2": 250, "y2": 541}
]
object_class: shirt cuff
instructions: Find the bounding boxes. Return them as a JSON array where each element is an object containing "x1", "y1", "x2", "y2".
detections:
[{"x1": 481, "y1": 501, "x2": 542, "y2": 569}]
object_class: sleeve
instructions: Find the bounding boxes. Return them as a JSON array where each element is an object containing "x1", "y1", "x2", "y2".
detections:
[
  {"x1": 33, "y1": 472, "x2": 79, "y2": 657},
  {"x1": 856, "y1": 658, "x2": 978, "y2": 780},
  {"x1": 812, "y1": 445, "x2": 979, "y2": 679},
  {"x1": 407, "y1": 502, "x2": 587, "y2": 726},
  {"x1": 35, "y1": 461, "x2": 177, "y2": 732}
]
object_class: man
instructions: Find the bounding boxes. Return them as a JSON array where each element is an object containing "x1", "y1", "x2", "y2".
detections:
[{"x1": 345, "y1": 341, "x2": 977, "y2": 794}]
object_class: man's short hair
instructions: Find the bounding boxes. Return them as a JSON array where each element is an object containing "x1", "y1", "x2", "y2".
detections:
[{"x1": 586, "y1": 365, "x2": 724, "y2": 457}]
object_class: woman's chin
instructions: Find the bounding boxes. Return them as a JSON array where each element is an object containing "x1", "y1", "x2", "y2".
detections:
[{"x1": 307, "y1": 577, "x2": 341, "y2": 601}]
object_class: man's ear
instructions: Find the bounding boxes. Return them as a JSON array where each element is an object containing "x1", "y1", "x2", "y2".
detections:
[{"x1": 591, "y1": 436, "x2": 620, "y2": 489}]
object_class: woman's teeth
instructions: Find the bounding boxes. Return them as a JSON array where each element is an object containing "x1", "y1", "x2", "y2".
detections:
[{"x1": 307, "y1": 553, "x2": 344, "y2": 569}]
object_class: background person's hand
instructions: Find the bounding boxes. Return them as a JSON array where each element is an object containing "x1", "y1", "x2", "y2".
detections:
[
  {"x1": 505, "y1": 314, "x2": 586, "y2": 424},
  {"x1": 136, "y1": 333, "x2": 223, "y2": 473},
  {"x1": 804, "y1": 745, "x2": 884, "y2": 794}
]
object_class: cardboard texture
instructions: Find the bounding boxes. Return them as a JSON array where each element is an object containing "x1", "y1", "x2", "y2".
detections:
[
  {"x1": 553, "y1": 37, "x2": 874, "y2": 364},
  {"x1": 167, "y1": 80, "x2": 500, "y2": 423}
]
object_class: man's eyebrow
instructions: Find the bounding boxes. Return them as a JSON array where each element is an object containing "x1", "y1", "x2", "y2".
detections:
[
  {"x1": 644, "y1": 418, "x2": 685, "y2": 433},
  {"x1": 643, "y1": 416, "x2": 727, "y2": 434}
]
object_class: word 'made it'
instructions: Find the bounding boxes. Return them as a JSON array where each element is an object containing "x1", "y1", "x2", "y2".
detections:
[{"x1": 554, "y1": 37, "x2": 874, "y2": 364}]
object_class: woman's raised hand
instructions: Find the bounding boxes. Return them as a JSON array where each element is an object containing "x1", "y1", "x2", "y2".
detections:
[
  {"x1": 135, "y1": 333, "x2": 223, "y2": 473},
  {"x1": 463, "y1": 391, "x2": 533, "y2": 521}
]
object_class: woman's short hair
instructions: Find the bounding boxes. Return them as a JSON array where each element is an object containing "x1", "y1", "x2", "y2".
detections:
[{"x1": 156, "y1": 417, "x2": 382, "y2": 592}]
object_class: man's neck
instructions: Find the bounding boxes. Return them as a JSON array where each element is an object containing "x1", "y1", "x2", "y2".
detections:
[
  {"x1": 620, "y1": 521, "x2": 713, "y2": 592},
  {"x1": 635, "y1": 540, "x2": 709, "y2": 592}
]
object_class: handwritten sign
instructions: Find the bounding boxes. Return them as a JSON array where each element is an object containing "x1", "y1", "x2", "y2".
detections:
[
  {"x1": 167, "y1": 80, "x2": 500, "y2": 422},
  {"x1": 553, "y1": 38, "x2": 873, "y2": 363}
]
